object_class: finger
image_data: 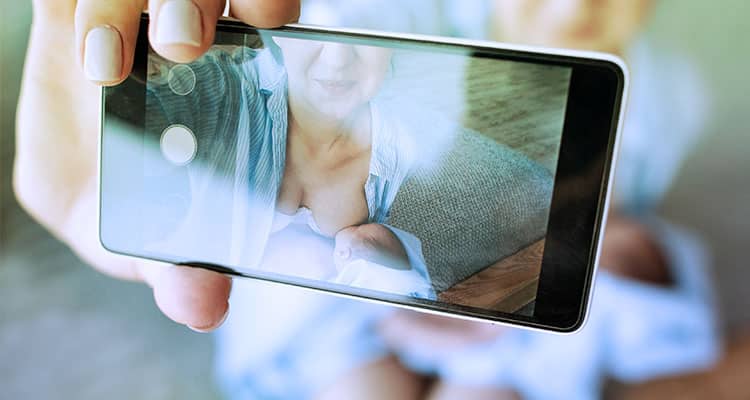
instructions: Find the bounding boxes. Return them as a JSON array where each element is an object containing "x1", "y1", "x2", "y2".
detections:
[
  {"x1": 148, "y1": 0, "x2": 226, "y2": 63},
  {"x1": 73, "y1": 236, "x2": 231, "y2": 332},
  {"x1": 32, "y1": 0, "x2": 76, "y2": 24},
  {"x1": 141, "y1": 263, "x2": 233, "y2": 332},
  {"x1": 229, "y1": 0, "x2": 300, "y2": 28},
  {"x1": 75, "y1": 0, "x2": 146, "y2": 85},
  {"x1": 91, "y1": 243, "x2": 232, "y2": 333}
]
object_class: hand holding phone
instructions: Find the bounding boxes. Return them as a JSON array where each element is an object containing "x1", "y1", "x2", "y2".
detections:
[
  {"x1": 14, "y1": 0, "x2": 301, "y2": 332},
  {"x1": 78, "y1": 0, "x2": 300, "y2": 83}
]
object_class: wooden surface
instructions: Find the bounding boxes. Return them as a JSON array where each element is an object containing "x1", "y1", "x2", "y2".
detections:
[{"x1": 438, "y1": 239, "x2": 544, "y2": 314}]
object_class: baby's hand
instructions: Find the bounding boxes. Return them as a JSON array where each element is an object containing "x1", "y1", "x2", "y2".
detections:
[{"x1": 334, "y1": 224, "x2": 411, "y2": 271}]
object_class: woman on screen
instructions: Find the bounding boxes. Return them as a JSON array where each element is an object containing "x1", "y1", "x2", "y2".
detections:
[{"x1": 145, "y1": 36, "x2": 437, "y2": 299}]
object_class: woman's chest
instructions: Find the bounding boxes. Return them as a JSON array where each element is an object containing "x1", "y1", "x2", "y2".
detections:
[{"x1": 276, "y1": 154, "x2": 371, "y2": 236}]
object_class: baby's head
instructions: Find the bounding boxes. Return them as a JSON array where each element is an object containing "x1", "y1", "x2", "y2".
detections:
[
  {"x1": 491, "y1": 0, "x2": 655, "y2": 54},
  {"x1": 334, "y1": 223, "x2": 410, "y2": 271}
]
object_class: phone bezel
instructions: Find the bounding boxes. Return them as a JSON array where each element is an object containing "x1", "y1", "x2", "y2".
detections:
[{"x1": 99, "y1": 15, "x2": 627, "y2": 333}]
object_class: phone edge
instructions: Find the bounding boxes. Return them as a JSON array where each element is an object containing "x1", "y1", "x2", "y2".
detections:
[{"x1": 96, "y1": 19, "x2": 632, "y2": 335}]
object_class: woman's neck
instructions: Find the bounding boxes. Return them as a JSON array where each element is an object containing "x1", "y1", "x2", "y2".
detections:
[{"x1": 287, "y1": 98, "x2": 372, "y2": 158}]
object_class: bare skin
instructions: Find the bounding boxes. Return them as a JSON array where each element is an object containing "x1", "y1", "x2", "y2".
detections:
[
  {"x1": 315, "y1": 356, "x2": 427, "y2": 400},
  {"x1": 427, "y1": 382, "x2": 521, "y2": 400},
  {"x1": 15, "y1": 0, "x2": 300, "y2": 332},
  {"x1": 277, "y1": 105, "x2": 372, "y2": 237},
  {"x1": 489, "y1": 0, "x2": 654, "y2": 55},
  {"x1": 600, "y1": 213, "x2": 671, "y2": 286},
  {"x1": 335, "y1": 223, "x2": 411, "y2": 271},
  {"x1": 274, "y1": 38, "x2": 413, "y2": 273}
]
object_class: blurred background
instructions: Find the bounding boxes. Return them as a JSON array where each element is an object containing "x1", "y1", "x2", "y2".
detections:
[{"x1": 1, "y1": 0, "x2": 748, "y2": 399}]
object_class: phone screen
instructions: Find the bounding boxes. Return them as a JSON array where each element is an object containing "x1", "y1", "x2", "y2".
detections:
[{"x1": 102, "y1": 18, "x2": 623, "y2": 329}]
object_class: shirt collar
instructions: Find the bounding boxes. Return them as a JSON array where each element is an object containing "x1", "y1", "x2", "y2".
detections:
[
  {"x1": 255, "y1": 47, "x2": 286, "y2": 93},
  {"x1": 368, "y1": 99, "x2": 399, "y2": 181}
]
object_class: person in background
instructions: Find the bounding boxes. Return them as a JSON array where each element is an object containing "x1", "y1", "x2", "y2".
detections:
[
  {"x1": 368, "y1": 1, "x2": 719, "y2": 399},
  {"x1": 272, "y1": 0, "x2": 719, "y2": 399},
  {"x1": 215, "y1": 0, "x2": 719, "y2": 399}
]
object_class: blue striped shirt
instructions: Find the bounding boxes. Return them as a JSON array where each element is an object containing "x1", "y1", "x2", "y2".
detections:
[{"x1": 145, "y1": 46, "x2": 416, "y2": 272}]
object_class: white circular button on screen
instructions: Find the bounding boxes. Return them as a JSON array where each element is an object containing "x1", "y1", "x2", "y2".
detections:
[
  {"x1": 160, "y1": 125, "x2": 197, "y2": 165},
  {"x1": 167, "y1": 64, "x2": 196, "y2": 96}
]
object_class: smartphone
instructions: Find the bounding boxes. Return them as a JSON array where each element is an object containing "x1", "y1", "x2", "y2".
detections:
[{"x1": 100, "y1": 14, "x2": 627, "y2": 332}]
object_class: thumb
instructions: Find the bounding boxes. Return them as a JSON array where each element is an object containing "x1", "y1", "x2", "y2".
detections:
[{"x1": 143, "y1": 263, "x2": 232, "y2": 332}]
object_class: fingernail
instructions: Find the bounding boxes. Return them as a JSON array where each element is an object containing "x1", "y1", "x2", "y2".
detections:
[
  {"x1": 156, "y1": 0, "x2": 202, "y2": 46},
  {"x1": 84, "y1": 26, "x2": 122, "y2": 82},
  {"x1": 188, "y1": 304, "x2": 229, "y2": 333}
]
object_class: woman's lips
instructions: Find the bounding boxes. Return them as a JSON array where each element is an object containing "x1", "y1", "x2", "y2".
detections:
[{"x1": 314, "y1": 79, "x2": 356, "y2": 96}]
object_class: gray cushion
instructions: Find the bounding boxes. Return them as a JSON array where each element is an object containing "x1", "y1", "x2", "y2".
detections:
[{"x1": 387, "y1": 128, "x2": 553, "y2": 292}]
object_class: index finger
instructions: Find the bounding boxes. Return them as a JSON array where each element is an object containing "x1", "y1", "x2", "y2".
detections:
[{"x1": 228, "y1": 0, "x2": 300, "y2": 28}]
